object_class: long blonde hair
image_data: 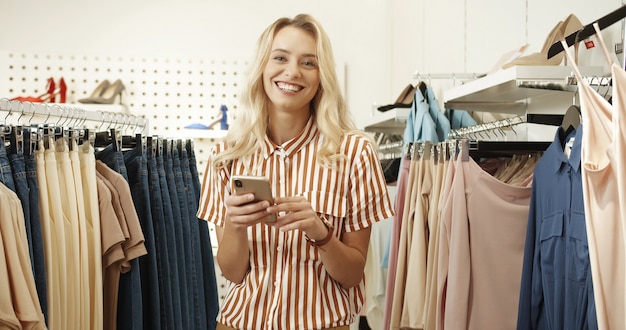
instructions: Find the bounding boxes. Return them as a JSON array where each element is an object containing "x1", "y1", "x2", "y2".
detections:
[{"x1": 212, "y1": 14, "x2": 370, "y2": 170}]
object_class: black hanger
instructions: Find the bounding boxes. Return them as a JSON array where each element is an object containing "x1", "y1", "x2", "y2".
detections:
[
  {"x1": 418, "y1": 81, "x2": 428, "y2": 100},
  {"x1": 8, "y1": 125, "x2": 23, "y2": 155},
  {"x1": 548, "y1": 5, "x2": 626, "y2": 59}
]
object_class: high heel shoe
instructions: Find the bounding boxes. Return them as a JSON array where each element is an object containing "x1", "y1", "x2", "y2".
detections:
[
  {"x1": 184, "y1": 105, "x2": 229, "y2": 130},
  {"x1": 11, "y1": 77, "x2": 67, "y2": 103},
  {"x1": 560, "y1": 14, "x2": 584, "y2": 65},
  {"x1": 502, "y1": 19, "x2": 565, "y2": 69},
  {"x1": 78, "y1": 79, "x2": 125, "y2": 104},
  {"x1": 56, "y1": 77, "x2": 67, "y2": 103},
  {"x1": 502, "y1": 13, "x2": 584, "y2": 69},
  {"x1": 377, "y1": 84, "x2": 417, "y2": 112},
  {"x1": 78, "y1": 80, "x2": 110, "y2": 104},
  {"x1": 206, "y1": 105, "x2": 229, "y2": 130}
]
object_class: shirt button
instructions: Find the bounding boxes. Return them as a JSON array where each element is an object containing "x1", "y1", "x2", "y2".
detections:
[
  {"x1": 277, "y1": 247, "x2": 282, "y2": 252},
  {"x1": 274, "y1": 281, "x2": 279, "y2": 287}
]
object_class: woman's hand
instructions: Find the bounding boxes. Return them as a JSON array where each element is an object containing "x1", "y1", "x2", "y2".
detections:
[
  {"x1": 267, "y1": 196, "x2": 370, "y2": 289},
  {"x1": 224, "y1": 193, "x2": 274, "y2": 230},
  {"x1": 266, "y1": 196, "x2": 328, "y2": 240}
]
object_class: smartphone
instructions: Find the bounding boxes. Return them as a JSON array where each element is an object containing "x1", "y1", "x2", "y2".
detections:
[{"x1": 231, "y1": 175, "x2": 276, "y2": 222}]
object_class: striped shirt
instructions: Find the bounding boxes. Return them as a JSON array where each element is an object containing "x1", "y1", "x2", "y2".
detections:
[{"x1": 197, "y1": 119, "x2": 394, "y2": 329}]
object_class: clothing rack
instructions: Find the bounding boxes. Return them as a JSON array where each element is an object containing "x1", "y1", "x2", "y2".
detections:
[
  {"x1": 0, "y1": 99, "x2": 149, "y2": 134},
  {"x1": 547, "y1": 5, "x2": 626, "y2": 60},
  {"x1": 565, "y1": 74, "x2": 613, "y2": 86},
  {"x1": 448, "y1": 115, "x2": 551, "y2": 157},
  {"x1": 412, "y1": 72, "x2": 485, "y2": 81},
  {"x1": 448, "y1": 115, "x2": 526, "y2": 140}
]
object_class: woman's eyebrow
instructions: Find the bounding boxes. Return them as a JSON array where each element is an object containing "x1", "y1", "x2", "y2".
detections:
[{"x1": 271, "y1": 48, "x2": 316, "y2": 58}]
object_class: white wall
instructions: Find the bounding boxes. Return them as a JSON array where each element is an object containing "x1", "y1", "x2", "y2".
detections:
[{"x1": 0, "y1": 0, "x2": 624, "y2": 130}]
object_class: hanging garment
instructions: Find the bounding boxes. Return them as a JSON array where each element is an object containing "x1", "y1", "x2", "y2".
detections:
[
  {"x1": 364, "y1": 216, "x2": 392, "y2": 330},
  {"x1": 382, "y1": 156, "x2": 411, "y2": 330},
  {"x1": 5, "y1": 132, "x2": 49, "y2": 324},
  {"x1": 517, "y1": 126, "x2": 597, "y2": 329},
  {"x1": 38, "y1": 137, "x2": 69, "y2": 330},
  {"x1": 392, "y1": 149, "x2": 432, "y2": 330},
  {"x1": 95, "y1": 171, "x2": 127, "y2": 330},
  {"x1": 79, "y1": 141, "x2": 104, "y2": 330},
  {"x1": 444, "y1": 108, "x2": 477, "y2": 130},
  {"x1": 421, "y1": 147, "x2": 449, "y2": 330},
  {"x1": 437, "y1": 155, "x2": 531, "y2": 330},
  {"x1": 0, "y1": 182, "x2": 47, "y2": 330},
  {"x1": 562, "y1": 27, "x2": 626, "y2": 330},
  {"x1": 96, "y1": 159, "x2": 148, "y2": 330},
  {"x1": 403, "y1": 88, "x2": 439, "y2": 145},
  {"x1": 425, "y1": 87, "x2": 451, "y2": 142}
]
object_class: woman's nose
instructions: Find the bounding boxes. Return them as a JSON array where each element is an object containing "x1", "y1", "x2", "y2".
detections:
[{"x1": 284, "y1": 62, "x2": 301, "y2": 78}]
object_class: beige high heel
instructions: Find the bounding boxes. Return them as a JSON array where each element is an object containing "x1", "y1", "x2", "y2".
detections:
[
  {"x1": 78, "y1": 79, "x2": 125, "y2": 104},
  {"x1": 502, "y1": 19, "x2": 565, "y2": 69},
  {"x1": 502, "y1": 13, "x2": 584, "y2": 69},
  {"x1": 560, "y1": 14, "x2": 584, "y2": 66}
]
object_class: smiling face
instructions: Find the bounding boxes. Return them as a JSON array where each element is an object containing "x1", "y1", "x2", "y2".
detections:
[{"x1": 263, "y1": 26, "x2": 320, "y2": 116}]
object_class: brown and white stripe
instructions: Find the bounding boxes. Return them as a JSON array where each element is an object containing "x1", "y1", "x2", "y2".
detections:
[{"x1": 197, "y1": 120, "x2": 394, "y2": 329}]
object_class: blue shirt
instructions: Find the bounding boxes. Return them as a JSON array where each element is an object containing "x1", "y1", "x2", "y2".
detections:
[
  {"x1": 444, "y1": 108, "x2": 477, "y2": 130},
  {"x1": 403, "y1": 88, "x2": 439, "y2": 147},
  {"x1": 425, "y1": 87, "x2": 451, "y2": 142},
  {"x1": 517, "y1": 125, "x2": 597, "y2": 329}
]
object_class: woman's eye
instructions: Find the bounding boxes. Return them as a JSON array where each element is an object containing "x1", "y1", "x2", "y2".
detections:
[{"x1": 302, "y1": 61, "x2": 317, "y2": 68}]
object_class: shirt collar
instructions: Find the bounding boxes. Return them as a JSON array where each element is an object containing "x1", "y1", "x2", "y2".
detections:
[
  {"x1": 262, "y1": 116, "x2": 318, "y2": 159},
  {"x1": 548, "y1": 125, "x2": 583, "y2": 174}
]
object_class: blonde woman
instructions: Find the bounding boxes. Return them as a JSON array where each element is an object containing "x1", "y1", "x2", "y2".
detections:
[{"x1": 197, "y1": 14, "x2": 394, "y2": 330}]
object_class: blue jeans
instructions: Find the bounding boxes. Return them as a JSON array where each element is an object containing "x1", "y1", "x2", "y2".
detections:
[
  {"x1": 123, "y1": 147, "x2": 160, "y2": 330},
  {"x1": 10, "y1": 146, "x2": 49, "y2": 325},
  {"x1": 97, "y1": 145, "x2": 142, "y2": 330},
  {"x1": 157, "y1": 146, "x2": 189, "y2": 330},
  {"x1": 147, "y1": 148, "x2": 181, "y2": 330},
  {"x1": 174, "y1": 142, "x2": 208, "y2": 330},
  {"x1": 96, "y1": 144, "x2": 129, "y2": 182},
  {"x1": 186, "y1": 140, "x2": 219, "y2": 330},
  {"x1": 0, "y1": 141, "x2": 16, "y2": 192},
  {"x1": 160, "y1": 145, "x2": 192, "y2": 330}
]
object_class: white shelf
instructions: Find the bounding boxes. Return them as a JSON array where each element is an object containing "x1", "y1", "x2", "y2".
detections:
[
  {"x1": 179, "y1": 128, "x2": 228, "y2": 139},
  {"x1": 443, "y1": 65, "x2": 605, "y2": 113},
  {"x1": 363, "y1": 107, "x2": 410, "y2": 135}
]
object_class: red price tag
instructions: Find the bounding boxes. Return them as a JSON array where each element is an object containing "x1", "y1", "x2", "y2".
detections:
[{"x1": 585, "y1": 40, "x2": 595, "y2": 49}]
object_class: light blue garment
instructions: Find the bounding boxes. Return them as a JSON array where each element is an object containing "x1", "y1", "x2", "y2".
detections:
[
  {"x1": 444, "y1": 108, "x2": 477, "y2": 130},
  {"x1": 426, "y1": 87, "x2": 451, "y2": 142},
  {"x1": 402, "y1": 88, "x2": 438, "y2": 149}
]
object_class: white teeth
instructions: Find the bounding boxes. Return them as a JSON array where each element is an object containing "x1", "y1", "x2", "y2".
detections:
[{"x1": 277, "y1": 82, "x2": 302, "y2": 92}]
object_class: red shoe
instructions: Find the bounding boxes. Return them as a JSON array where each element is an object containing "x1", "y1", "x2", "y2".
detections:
[
  {"x1": 11, "y1": 77, "x2": 56, "y2": 103},
  {"x1": 58, "y1": 77, "x2": 67, "y2": 103}
]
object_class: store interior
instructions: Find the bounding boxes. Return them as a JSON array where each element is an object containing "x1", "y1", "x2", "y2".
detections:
[{"x1": 2, "y1": 0, "x2": 626, "y2": 329}]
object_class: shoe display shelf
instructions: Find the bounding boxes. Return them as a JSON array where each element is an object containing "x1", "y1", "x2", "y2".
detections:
[
  {"x1": 68, "y1": 103, "x2": 129, "y2": 113},
  {"x1": 442, "y1": 65, "x2": 604, "y2": 114},
  {"x1": 181, "y1": 128, "x2": 228, "y2": 139},
  {"x1": 363, "y1": 107, "x2": 410, "y2": 135}
]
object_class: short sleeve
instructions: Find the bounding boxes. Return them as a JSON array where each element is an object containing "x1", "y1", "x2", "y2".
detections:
[
  {"x1": 345, "y1": 136, "x2": 395, "y2": 232},
  {"x1": 196, "y1": 142, "x2": 231, "y2": 227}
]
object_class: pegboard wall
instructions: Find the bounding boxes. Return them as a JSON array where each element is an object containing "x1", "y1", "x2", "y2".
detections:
[
  {"x1": 0, "y1": 50, "x2": 250, "y2": 179},
  {"x1": 0, "y1": 50, "x2": 240, "y2": 304}
]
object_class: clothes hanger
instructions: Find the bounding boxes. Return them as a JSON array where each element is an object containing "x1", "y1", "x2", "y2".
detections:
[
  {"x1": 561, "y1": 87, "x2": 581, "y2": 132},
  {"x1": 561, "y1": 104, "x2": 581, "y2": 130}
]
